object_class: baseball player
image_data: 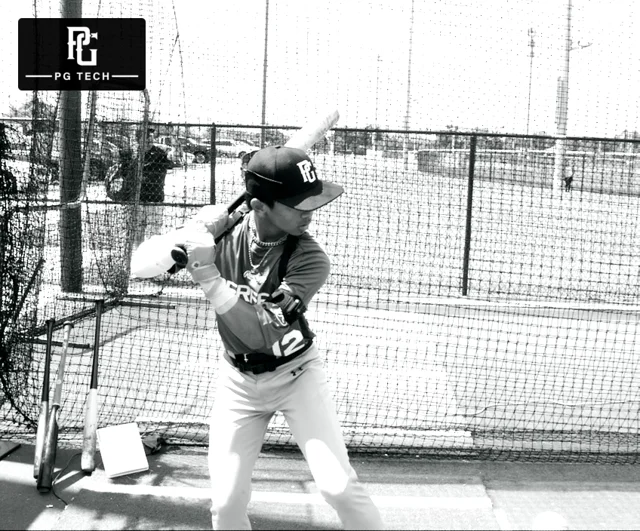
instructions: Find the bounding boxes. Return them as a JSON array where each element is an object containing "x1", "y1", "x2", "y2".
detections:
[{"x1": 148, "y1": 146, "x2": 383, "y2": 529}]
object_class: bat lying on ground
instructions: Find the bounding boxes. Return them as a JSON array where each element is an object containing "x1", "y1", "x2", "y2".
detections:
[
  {"x1": 37, "y1": 321, "x2": 74, "y2": 493},
  {"x1": 33, "y1": 319, "x2": 55, "y2": 479},
  {"x1": 131, "y1": 109, "x2": 340, "y2": 278}
]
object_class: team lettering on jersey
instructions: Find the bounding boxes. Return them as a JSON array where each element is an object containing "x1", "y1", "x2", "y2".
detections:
[
  {"x1": 225, "y1": 279, "x2": 290, "y2": 330},
  {"x1": 225, "y1": 278, "x2": 271, "y2": 305}
]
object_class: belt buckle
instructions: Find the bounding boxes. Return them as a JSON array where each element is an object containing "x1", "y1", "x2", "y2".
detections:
[{"x1": 233, "y1": 354, "x2": 250, "y2": 373}]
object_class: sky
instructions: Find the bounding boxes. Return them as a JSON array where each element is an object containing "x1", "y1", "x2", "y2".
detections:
[{"x1": 1, "y1": 0, "x2": 639, "y2": 137}]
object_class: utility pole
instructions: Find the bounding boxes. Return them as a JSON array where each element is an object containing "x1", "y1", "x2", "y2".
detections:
[
  {"x1": 59, "y1": 0, "x2": 83, "y2": 291},
  {"x1": 260, "y1": 0, "x2": 269, "y2": 148},
  {"x1": 526, "y1": 28, "x2": 535, "y2": 137},
  {"x1": 404, "y1": 0, "x2": 414, "y2": 132},
  {"x1": 375, "y1": 55, "x2": 381, "y2": 127},
  {"x1": 403, "y1": 0, "x2": 415, "y2": 169},
  {"x1": 552, "y1": 0, "x2": 572, "y2": 192},
  {"x1": 374, "y1": 54, "x2": 381, "y2": 152}
]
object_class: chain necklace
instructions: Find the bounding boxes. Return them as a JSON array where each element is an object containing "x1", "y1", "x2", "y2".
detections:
[
  {"x1": 247, "y1": 213, "x2": 287, "y2": 273},
  {"x1": 249, "y1": 214, "x2": 288, "y2": 248},
  {"x1": 248, "y1": 244, "x2": 274, "y2": 272}
]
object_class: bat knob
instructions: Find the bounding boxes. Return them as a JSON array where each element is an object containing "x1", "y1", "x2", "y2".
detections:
[{"x1": 171, "y1": 246, "x2": 188, "y2": 267}]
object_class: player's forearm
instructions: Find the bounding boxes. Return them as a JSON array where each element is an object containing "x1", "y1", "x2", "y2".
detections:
[
  {"x1": 200, "y1": 278, "x2": 300, "y2": 352},
  {"x1": 195, "y1": 274, "x2": 266, "y2": 350},
  {"x1": 213, "y1": 298, "x2": 270, "y2": 351}
]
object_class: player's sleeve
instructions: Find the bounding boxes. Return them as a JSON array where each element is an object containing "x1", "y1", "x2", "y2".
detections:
[
  {"x1": 276, "y1": 245, "x2": 330, "y2": 307},
  {"x1": 214, "y1": 245, "x2": 330, "y2": 352}
]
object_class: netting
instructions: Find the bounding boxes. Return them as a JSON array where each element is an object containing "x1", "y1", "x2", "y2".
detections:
[
  {"x1": 2, "y1": 122, "x2": 640, "y2": 461},
  {"x1": 2, "y1": 0, "x2": 640, "y2": 462}
]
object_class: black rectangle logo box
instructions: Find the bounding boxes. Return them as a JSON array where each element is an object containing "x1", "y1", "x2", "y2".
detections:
[{"x1": 18, "y1": 18, "x2": 145, "y2": 91}]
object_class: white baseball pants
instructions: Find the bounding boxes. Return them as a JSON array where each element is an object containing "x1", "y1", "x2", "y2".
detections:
[{"x1": 207, "y1": 344, "x2": 383, "y2": 530}]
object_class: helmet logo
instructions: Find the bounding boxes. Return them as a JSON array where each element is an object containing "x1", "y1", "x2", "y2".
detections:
[{"x1": 296, "y1": 160, "x2": 317, "y2": 184}]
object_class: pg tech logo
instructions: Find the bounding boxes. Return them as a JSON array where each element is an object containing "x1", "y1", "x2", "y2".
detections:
[
  {"x1": 18, "y1": 18, "x2": 145, "y2": 91},
  {"x1": 67, "y1": 27, "x2": 99, "y2": 66}
]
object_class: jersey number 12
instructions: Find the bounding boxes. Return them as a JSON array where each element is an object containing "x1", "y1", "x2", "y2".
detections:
[{"x1": 272, "y1": 329, "x2": 305, "y2": 357}]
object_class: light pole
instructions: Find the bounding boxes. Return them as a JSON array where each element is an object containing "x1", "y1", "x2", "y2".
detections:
[
  {"x1": 552, "y1": 0, "x2": 572, "y2": 192},
  {"x1": 403, "y1": 0, "x2": 415, "y2": 169},
  {"x1": 374, "y1": 55, "x2": 381, "y2": 151},
  {"x1": 552, "y1": 0, "x2": 592, "y2": 191},
  {"x1": 526, "y1": 28, "x2": 535, "y2": 137},
  {"x1": 375, "y1": 55, "x2": 381, "y2": 126},
  {"x1": 404, "y1": 0, "x2": 414, "y2": 132},
  {"x1": 260, "y1": 0, "x2": 269, "y2": 148}
]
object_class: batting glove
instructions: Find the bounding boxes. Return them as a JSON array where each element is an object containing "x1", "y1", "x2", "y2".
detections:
[
  {"x1": 178, "y1": 229, "x2": 237, "y2": 311},
  {"x1": 187, "y1": 204, "x2": 244, "y2": 240}
]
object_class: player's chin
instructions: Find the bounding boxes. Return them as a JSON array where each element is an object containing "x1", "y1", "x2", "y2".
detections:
[{"x1": 295, "y1": 222, "x2": 312, "y2": 234}]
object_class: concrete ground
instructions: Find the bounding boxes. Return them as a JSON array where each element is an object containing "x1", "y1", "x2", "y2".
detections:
[{"x1": 2, "y1": 441, "x2": 640, "y2": 530}]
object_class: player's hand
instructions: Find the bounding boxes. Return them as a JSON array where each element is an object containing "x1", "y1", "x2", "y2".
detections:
[
  {"x1": 188, "y1": 204, "x2": 244, "y2": 240},
  {"x1": 177, "y1": 229, "x2": 227, "y2": 303},
  {"x1": 172, "y1": 227, "x2": 235, "y2": 309},
  {"x1": 175, "y1": 228, "x2": 216, "y2": 270}
]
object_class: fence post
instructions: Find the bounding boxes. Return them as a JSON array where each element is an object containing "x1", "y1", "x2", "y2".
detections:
[
  {"x1": 210, "y1": 124, "x2": 217, "y2": 204},
  {"x1": 462, "y1": 135, "x2": 477, "y2": 296}
]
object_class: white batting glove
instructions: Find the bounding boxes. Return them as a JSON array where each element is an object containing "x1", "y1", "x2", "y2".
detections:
[
  {"x1": 186, "y1": 204, "x2": 244, "y2": 240},
  {"x1": 178, "y1": 227, "x2": 213, "y2": 267},
  {"x1": 131, "y1": 228, "x2": 190, "y2": 278},
  {"x1": 177, "y1": 229, "x2": 237, "y2": 311}
]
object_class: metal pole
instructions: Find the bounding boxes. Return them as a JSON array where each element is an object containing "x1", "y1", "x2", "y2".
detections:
[
  {"x1": 404, "y1": 0, "x2": 414, "y2": 131},
  {"x1": 375, "y1": 55, "x2": 381, "y2": 126},
  {"x1": 526, "y1": 29, "x2": 535, "y2": 136},
  {"x1": 260, "y1": 0, "x2": 269, "y2": 148},
  {"x1": 462, "y1": 136, "x2": 477, "y2": 296},
  {"x1": 552, "y1": 0, "x2": 572, "y2": 192},
  {"x1": 59, "y1": 0, "x2": 83, "y2": 292},
  {"x1": 403, "y1": 0, "x2": 415, "y2": 169},
  {"x1": 210, "y1": 124, "x2": 217, "y2": 204},
  {"x1": 81, "y1": 91, "x2": 97, "y2": 198}
]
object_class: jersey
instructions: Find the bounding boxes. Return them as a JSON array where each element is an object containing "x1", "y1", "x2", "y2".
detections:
[{"x1": 213, "y1": 211, "x2": 330, "y2": 357}]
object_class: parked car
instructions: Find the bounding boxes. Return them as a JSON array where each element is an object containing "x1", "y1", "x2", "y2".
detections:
[
  {"x1": 153, "y1": 135, "x2": 211, "y2": 164},
  {"x1": 152, "y1": 135, "x2": 182, "y2": 165},
  {"x1": 179, "y1": 137, "x2": 211, "y2": 164},
  {"x1": 1, "y1": 124, "x2": 58, "y2": 191},
  {"x1": 46, "y1": 135, "x2": 119, "y2": 183},
  {"x1": 214, "y1": 138, "x2": 256, "y2": 159}
]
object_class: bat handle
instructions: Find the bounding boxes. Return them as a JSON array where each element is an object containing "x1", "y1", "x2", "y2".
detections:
[
  {"x1": 169, "y1": 192, "x2": 246, "y2": 270},
  {"x1": 171, "y1": 245, "x2": 188, "y2": 267},
  {"x1": 62, "y1": 321, "x2": 74, "y2": 346}
]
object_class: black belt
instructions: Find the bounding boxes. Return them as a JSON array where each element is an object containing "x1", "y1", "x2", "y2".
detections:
[{"x1": 231, "y1": 342, "x2": 311, "y2": 374}]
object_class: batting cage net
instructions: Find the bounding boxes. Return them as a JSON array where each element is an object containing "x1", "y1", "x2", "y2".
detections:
[
  {"x1": 2, "y1": 115, "x2": 640, "y2": 462},
  {"x1": 2, "y1": 0, "x2": 640, "y2": 463}
]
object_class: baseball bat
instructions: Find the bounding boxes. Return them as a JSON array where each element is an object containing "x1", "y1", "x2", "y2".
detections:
[
  {"x1": 37, "y1": 321, "x2": 74, "y2": 493},
  {"x1": 81, "y1": 300, "x2": 103, "y2": 474},
  {"x1": 284, "y1": 108, "x2": 340, "y2": 152},
  {"x1": 33, "y1": 319, "x2": 55, "y2": 479},
  {"x1": 169, "y1": 109, "x2": 340, "y2": 268},
  {"x1": 169, "y1": 194, "x2": 245, "y2": 267}
]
